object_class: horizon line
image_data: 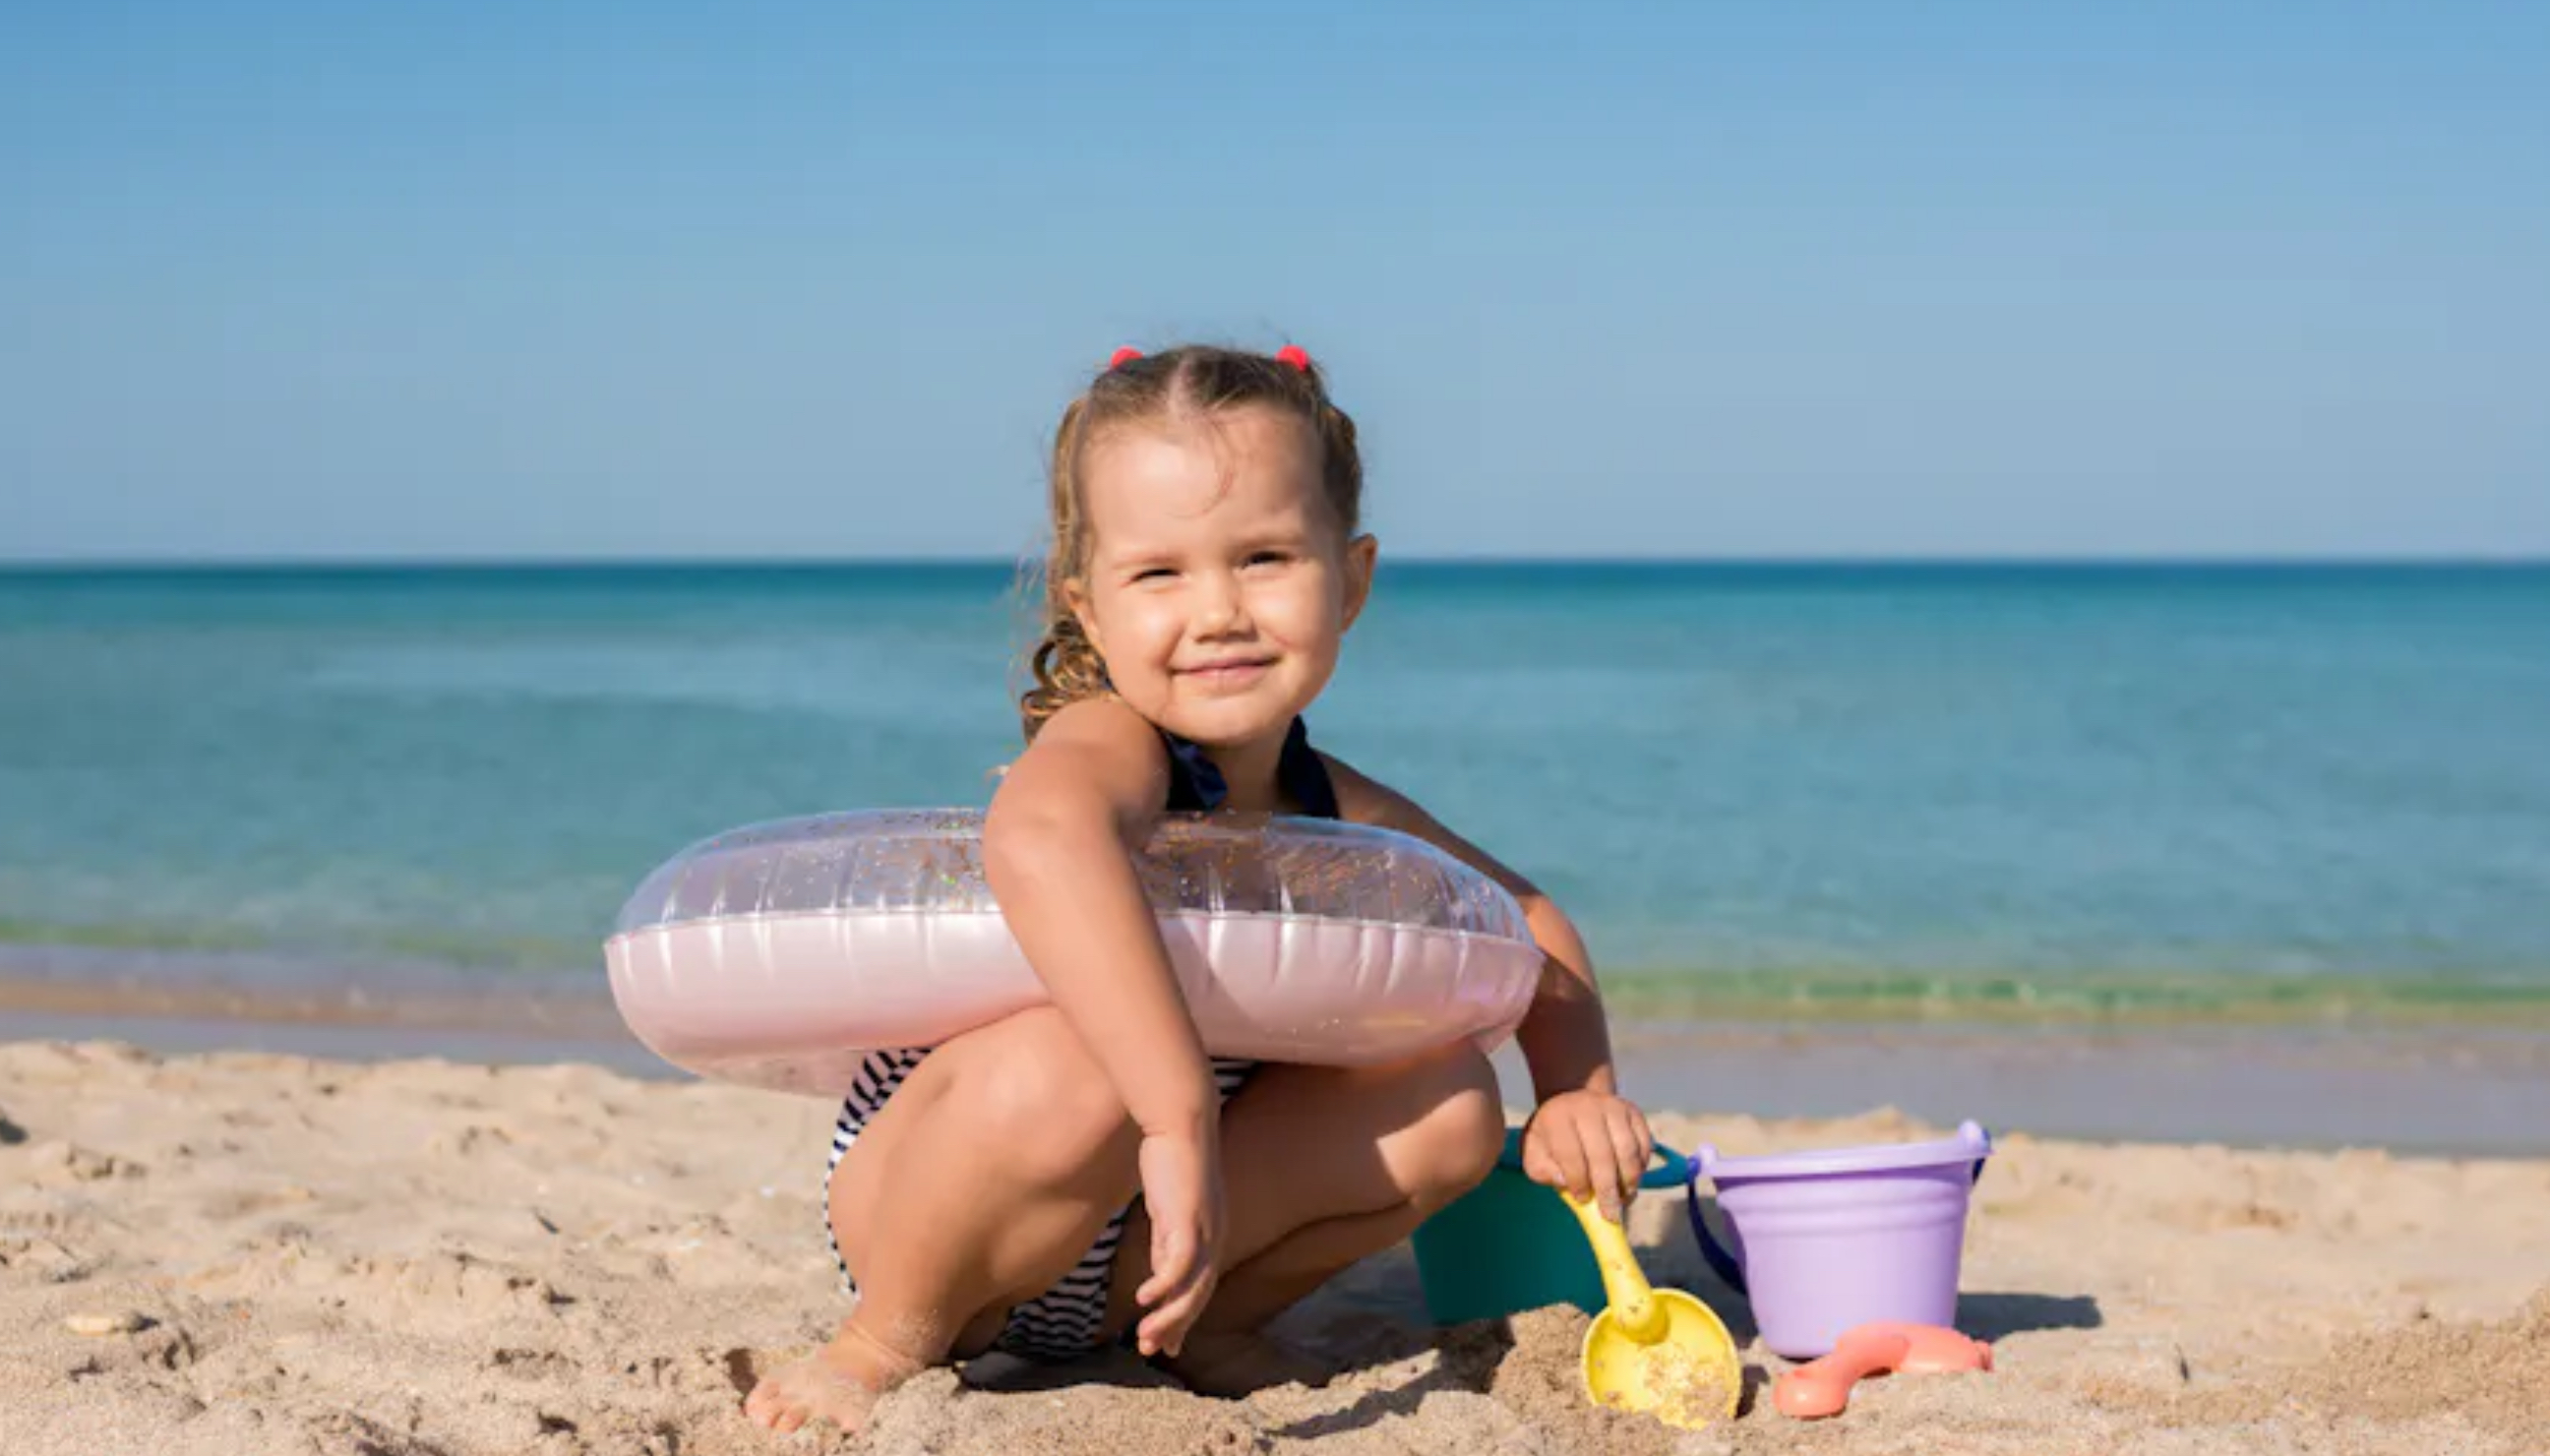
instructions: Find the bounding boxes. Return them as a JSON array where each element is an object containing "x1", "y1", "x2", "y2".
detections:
[{"x1": 3, "y1": 553, "x2": 2548, "y2": 574}]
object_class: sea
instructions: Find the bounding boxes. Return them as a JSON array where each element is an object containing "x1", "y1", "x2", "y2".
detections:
[{"x1": 4, "y1": 563, "x2": 2546, "y2": 1025}]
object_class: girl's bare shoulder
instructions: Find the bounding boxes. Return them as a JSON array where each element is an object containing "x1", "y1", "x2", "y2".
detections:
[
  {"x1": 1315, "y1": 751, "x2": 1543, "y2": 901},
  {"x1": 1316, "y1": 751, "x2": 1414, "y2": 830},
  {"x1": 999, "y1": 697, "x2": 1172, "y2": 819}
]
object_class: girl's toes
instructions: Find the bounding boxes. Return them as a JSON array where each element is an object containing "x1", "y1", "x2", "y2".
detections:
[{"x1": 743, "y1": 1375, "x2": 790, "y2": 1430}]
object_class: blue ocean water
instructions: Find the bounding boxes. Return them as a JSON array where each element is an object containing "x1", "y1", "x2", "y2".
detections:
[{"x1": 2, "y1": 564, "x2": 2545, "y2": 1016}]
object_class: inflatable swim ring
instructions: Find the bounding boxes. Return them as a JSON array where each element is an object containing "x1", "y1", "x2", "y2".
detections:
[{"x1": 605, "y1": 809, "x2": 1543, "y2": 1096}]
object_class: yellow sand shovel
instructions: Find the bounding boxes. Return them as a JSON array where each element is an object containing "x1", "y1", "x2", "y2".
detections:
[{"x1": 1561, "y1": 1192, "x2": 1743, "y2": 1429}]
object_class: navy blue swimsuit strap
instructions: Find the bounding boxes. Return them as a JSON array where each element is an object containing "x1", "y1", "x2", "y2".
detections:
[{"x1": 1162, "y1": 717, "x2": 1340, "y2": 819}]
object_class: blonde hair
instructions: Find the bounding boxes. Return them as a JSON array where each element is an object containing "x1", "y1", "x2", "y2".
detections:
[{"x1": 1017, "y1": 344, "x2": 1366, "y2": 741}]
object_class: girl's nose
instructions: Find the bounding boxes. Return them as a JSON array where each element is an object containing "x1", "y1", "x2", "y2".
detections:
[{"x1": 1195, "y1": 573, "x2": 1249, "y2": 633}]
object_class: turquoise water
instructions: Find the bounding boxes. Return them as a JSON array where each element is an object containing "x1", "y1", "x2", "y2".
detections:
[{"x1": 3, "y1": 564, "x2": 2546, "y2": 1017}]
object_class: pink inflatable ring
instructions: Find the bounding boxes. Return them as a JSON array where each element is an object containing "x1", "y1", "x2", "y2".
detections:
[{"x1": 605, "y1": 810, "x2": 1544, "y2": 1096}]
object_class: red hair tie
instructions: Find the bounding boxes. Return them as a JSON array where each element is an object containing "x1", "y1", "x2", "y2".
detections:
[
  {"x1": 1107, "y1": 346, "x2": 1143, "y2": 370},
  {"x1": 1275, "y1": 345, "x2": 1311, "y2": 372}
]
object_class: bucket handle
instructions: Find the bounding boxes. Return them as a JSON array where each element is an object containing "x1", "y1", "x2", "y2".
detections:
[
  {"x1": 1687, "y1": 1192, "x2": 1752, "y2": 1296},
  {"x1": 1640, "y1": 1143, "x2": 1693, "y2": 1192},
  {"x1": 1682, "y1": 1122, "x2": 1992, "y2": 1297}
]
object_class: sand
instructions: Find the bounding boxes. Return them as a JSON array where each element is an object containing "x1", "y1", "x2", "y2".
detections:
[{"x1": 6, "y1": 1038, "x2": 2549, "y2": 1456}]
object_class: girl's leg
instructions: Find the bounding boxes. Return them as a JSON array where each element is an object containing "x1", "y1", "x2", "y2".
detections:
[
  {"x1": 1105, "y1": 1041, "x2": 1507, "y2": 1393},
  {"x1": 744, "y1": 1008, "x2": 1142, "y2": 1436},
  {"x1": 748, "y1": 1029, "x2": 1510, "y2": 1427}
]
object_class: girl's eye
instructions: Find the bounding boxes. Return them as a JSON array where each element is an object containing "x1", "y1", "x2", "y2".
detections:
[
  {"x1": 1131, "y1": 567, "x2": 1177, "y2": 583},
  {"x1": 1245, "y1": 551, "x2": 1291, "y2": 569}
]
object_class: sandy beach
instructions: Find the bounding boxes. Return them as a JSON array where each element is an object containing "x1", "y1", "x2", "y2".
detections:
[{"x1": 6, "y1": 1033, "x2": 2547, "y2": 1456}]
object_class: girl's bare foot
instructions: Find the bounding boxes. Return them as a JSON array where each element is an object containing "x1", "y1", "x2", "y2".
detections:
[
  {"x1": 745, "y1": 1315, "x2": 926, "y2": 1437},
  {"x1": 1156, "y1": 1330, "x2": 1334, "y2": 1398}
]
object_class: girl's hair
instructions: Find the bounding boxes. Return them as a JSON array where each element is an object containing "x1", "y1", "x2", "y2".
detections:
[{"x1": 1018, "y1": 343, "x2": 1365, "y2": 741}]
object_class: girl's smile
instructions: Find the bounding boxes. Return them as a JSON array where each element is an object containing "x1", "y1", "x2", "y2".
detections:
[{"x1": 1176, "y1": 657, "x2": 1275, "y2": 692}]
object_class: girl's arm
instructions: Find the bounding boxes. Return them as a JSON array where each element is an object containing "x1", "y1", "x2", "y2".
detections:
[
  {"x1": 1324, "y1": 756, "x2": 1655, "y2": 1216},
  {"x1": 984, "y1": 697, "x2": 1220, "y2": 1143},
  {"x1": 984, "y1": 697, "x2": 1225, "y2": 1354}
]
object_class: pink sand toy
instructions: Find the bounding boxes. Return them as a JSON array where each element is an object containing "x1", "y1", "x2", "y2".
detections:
[
  {"x1": 1688, "y1": 1121, "x2": 1992, "y2": 1360},
  {"x1": 1772, "y1": 1321, "x2": 1995, "y2": 1419}
]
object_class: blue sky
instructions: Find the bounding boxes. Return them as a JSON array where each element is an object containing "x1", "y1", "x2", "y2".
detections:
[{"x1": 4, "y1": 1, "x2": 2545, "y2": 561}]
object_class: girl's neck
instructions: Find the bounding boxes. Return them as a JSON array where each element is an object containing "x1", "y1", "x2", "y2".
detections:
[{"x1": 1183, "y1": 726, "x2": 1293, "y2": 814}]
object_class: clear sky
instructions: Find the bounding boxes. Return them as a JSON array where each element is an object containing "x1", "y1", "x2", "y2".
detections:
[{"x1": 4, "y1": 0, "x2": 2545, "y2": 562}]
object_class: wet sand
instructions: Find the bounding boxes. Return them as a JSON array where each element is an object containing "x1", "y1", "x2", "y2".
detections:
[{"x1": 11, "y1": 964, "x2": 2548, "y2": 1156}]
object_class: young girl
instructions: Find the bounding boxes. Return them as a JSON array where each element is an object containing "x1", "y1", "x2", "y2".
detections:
[{"x1": 746, "y1": 343, "x2": 1656, "y2": 1437}]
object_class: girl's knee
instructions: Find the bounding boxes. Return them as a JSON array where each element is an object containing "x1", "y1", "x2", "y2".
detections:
[
  {"x1": 949, "y1": 1013, "x2": 1136, "y2": 1186},
  {"x1": 1391, "y1": 1044, "x2": 1505, "y2": 1210}
]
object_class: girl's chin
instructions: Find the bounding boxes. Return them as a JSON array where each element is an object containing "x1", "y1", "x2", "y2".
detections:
[{"x1": 1156, "y1": 698, "x2": 1299, "y2": 748}]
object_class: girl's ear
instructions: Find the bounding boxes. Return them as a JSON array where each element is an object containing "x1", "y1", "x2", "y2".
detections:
[
  {"x1": 1064, "y1": 576, "x2": 1105, "y2": 661},
  {"x1": 1340, "y1": 534, "x2": 1379, "y2": 633}
]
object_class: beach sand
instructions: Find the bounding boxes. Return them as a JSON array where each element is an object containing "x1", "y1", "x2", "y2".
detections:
[{"x1": 5, "y1": 1037, "x2": 2548, "y2": 1456}]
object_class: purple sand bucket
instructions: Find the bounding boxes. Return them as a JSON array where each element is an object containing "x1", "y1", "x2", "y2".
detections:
[{"x1": 1688, "y1": 1121, "x2": 1991, "y2": 1360}]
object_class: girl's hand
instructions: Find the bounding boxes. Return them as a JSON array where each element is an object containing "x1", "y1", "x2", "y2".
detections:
[
  {"x1": 1520, "y1": 1089, "x2": 1655, "y2": 1223},
  {"x1": 1131, "y1": 1124, "x2": 1226, "y2": 1359}
]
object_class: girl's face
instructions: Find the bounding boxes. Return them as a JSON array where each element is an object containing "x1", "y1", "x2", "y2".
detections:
[{"x1": 1070, "y1": 402, "x2": 1375, "y2": 751}]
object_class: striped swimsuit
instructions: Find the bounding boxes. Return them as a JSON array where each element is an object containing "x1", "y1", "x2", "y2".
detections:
[{"x1": 823, "y1": 717, "x2": 1342, "y2": 1363}]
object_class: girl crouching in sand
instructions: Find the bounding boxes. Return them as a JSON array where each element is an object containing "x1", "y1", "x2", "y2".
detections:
[{"x1": 747, "y1": 343, "x2": 1656, "y2": 1437}]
